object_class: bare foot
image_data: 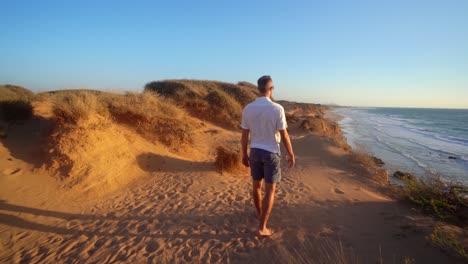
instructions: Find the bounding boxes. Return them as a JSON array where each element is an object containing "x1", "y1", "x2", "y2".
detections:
[{"x1": 256, "y1": 228, "x2": 274, "y2": 237}]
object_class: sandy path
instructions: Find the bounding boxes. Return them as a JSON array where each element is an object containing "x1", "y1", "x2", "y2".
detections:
[{"x1": 0, "y1": 134, "x2": 461, "y2": 263}]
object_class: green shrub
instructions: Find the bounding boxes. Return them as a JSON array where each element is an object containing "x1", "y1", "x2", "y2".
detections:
[
  {"x1": 397, "y1": 176, "x2": 468, "y2": 227},
  {"x1": 429, "y1": 226, "x2": 468, "y2": 260}
]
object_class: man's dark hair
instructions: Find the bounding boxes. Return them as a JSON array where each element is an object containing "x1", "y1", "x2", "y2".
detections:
[{"x1": 257, "y1": 75, "x2": 272, "y2": 94}]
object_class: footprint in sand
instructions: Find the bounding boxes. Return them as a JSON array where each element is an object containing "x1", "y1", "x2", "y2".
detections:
[
  {"x1": 145, "y1": 240, "x2": 160, "y2": 253},
  {"x1": 2, "y1": 168, "x2": 22, "y2": 175},
  {"x1": 334, "y1": 188, "x2": 345, "y2": 194}
]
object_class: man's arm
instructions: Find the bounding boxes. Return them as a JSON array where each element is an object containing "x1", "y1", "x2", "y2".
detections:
[
  {"x1": 241, "y1": 129, "x2": 250, "y2": 167},
  {"x1": 279, "y1": 129, "x2": 295, "y2": 168}
]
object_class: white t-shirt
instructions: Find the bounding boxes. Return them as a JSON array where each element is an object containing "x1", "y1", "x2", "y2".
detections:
[{"x1": 241, "y1": 96, "x2": 287, "y2": 154}]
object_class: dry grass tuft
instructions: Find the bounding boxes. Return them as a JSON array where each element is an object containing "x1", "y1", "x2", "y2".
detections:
[
  {"x1": 252, "y1": 237, "x2": 359, "y2": 264},
  {"x1": 0, "y1": 85, "x2": 34, "y2": 101},
  {"x1": 0, "y1": 100, "x2": 33, "y2": 123},
  {"x1": 351, "y1": 151, "x2": 378, "y2": 168},
  {"x1": 349, "y1": 147, "x2": 389, "y2": 185},
  {"x1": 214, "y1": 146, "x2": 241, "y2": 173},
  {"x1": 285, "y1": 113, "x2": 300, "y2": 124},
  {"x1": 299, "y1": 116, "x2": 342, "y2": 137},
  {"x1": 105, "y1": 92, "x2": 192, "y2": 149},
  {"x1": 145, "y1": 79, "x2": 258, "y2": 128},
  {"x1": 0, "y1": 85, "x2": 34, "y2": 123},
  {"x1": 205, "y1": 89, "x2": 243, "y2": 126},
  {"x1": 49, "y1": 91, "x2": 110, "y2": 126},
  {"x1": 300, "y1": 116, "x2": 328, "y2": 133},
  {"x1": 42, "y1": 90, "x2": 193, "y2": 149}
]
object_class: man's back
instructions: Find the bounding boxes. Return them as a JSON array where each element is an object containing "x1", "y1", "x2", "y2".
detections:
[{"x1": 241, "y1": 96, "x2": 287, "y2": 154}]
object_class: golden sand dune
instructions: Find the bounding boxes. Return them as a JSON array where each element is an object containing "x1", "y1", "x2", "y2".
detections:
[{"x1": 0, "y1": 83, "x2": 464, "y2": 263}]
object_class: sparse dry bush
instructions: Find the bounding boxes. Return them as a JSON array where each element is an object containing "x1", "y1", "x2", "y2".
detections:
[
  {"x1": 300, "y1": 116, "x2": 328, "y2": 133},
  {"x1": 350, "y1": 149, "x2": 378, "y2": 168},
  {"x1": 251, "y1": 237, "x2": 359, "y2": 264},
  {"x1": 237, "y1": 81, "x2": 257, "y2": 90},
  {"x1": 144, "y1": 80, "x2": 199, "y2": 101},
  {"x1": 349, "y1": 147, "x2": 389, "y2": 184},
  {"x1": 332, "y1": 137, "x2": 352, "y2": 152},
  {"x1": 136, "y1": 117, "x2": 193, "y2": 149},
  {"x1": 285, "y1": 113, "x2": 300, "y2": 124},
  {"x1": 205, "y1": 89, "x2": 242, "y2": 127},
  {"x1": 48, "y1": 91, "x2": 110, "y2": 126},
  {"x1": 0, "y1": 100, "x2": 33, "y2": 123},
  {"x1": 215, "y1": 146, "x2": 241, "y2": 173},
  {"x1": 217, "y1": 82, "x2": 257, "y2": 106},
  {"x1": 104, "y1": 92, "x2": 192, "y2": 149},
  {"x1": 105, "y1": 92, "x2": 181, "y2": 123},
  {"x1": 0, "y1": 85, "x2": 34, "y2": 123},
  {"x1": 43, "y1": 90, "x2": 193, "y2": 149},
  {"x1": 0, "y1": 85, "x2": 34, "y2": 101},
  {"x1": 145, "y1": 79, "x2": 257, "y2": 128}
]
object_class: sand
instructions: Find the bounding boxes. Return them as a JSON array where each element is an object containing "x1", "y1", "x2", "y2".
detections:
[{"x1": 0, "y1": 103, "x2": 463, "y2": 263}]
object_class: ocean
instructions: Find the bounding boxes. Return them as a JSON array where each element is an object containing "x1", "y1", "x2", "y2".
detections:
[{"x1": 333, "y1": 107, "x2": 468, "y2": 184}]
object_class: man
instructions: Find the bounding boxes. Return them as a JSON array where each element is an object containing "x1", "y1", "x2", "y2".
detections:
[{"x1": 241, "y1": 75, "x2": 295, "y2": 237}]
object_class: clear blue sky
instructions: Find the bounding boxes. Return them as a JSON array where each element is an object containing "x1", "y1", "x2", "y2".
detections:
[{"x1": 1, "y1": 0, "x2": 467, "y2": 108}]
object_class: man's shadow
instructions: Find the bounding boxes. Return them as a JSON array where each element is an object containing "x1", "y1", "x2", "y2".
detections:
[{"x1": 136, "y1": 152, "x2": 213, "y2": 173}]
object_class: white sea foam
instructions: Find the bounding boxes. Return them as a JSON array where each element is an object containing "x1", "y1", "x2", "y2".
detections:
[{"x1": 334, "y1": 108, "x2": 468, "y2": 184}]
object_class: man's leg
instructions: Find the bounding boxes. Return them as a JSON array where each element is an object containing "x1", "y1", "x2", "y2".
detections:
[
  {"x1": 258, "y1": 182, "x2": 276, "y2": 235},
  {"x1": 252, "y1": 179, "x2": 263, "y2": 221}
]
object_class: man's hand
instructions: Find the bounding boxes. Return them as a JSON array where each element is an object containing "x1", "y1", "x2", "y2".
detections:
[
  {"x1": 280, "y1": 129, "x2": 295, "y2": 169},
  {"x1": 287, "y1": 155, "x2": 295, "y2": 168},
  {"x1": 241, "y1": 129, "x2": 250, "y2": 167},
  {"x1": 242, "y1": 155, "x2": 250, "y2": 167}
]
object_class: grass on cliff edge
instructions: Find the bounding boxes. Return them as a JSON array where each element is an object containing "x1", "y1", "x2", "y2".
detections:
[{"x1": 396, "y1": 176, "x2": 468, "y2": 228}]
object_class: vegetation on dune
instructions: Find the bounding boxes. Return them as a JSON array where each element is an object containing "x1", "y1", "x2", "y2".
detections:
[
  {"x1": 105, "y1": 92, "x2": 193, "y2": 148},
  {"x1": 394, "y1": 172, "x2": 467, "y2": 260},
  {"x1": 0, "y1": 85, "x2": 34, "y2": 123},
  {"x1": 214, "y1": 146, "x2": 242, "y2": 173},
  {"x1": 144, "y1": 79, "x2": 259, "y2": 128},
  {"x1": 429, "y1": 226, "x2": 468, "y2": 260},
  {"x1": 42, "y1": 90, "x2": 193, "y2": 149},
  {"x1": 47, "y1": 90, "x2": 111, "y2": 126},
  {"x1": 396, "y1": 175, "x2": 468, "y2": 227},
  {"x1": 348, "y1": 148, "x2": 389, "y2": 185},
  {"x1": 253, "y1": 237, "x2": 360, "y2": 264},
  {"x1": 0, "y1": 84, "x2": 34, "y2": 100}
]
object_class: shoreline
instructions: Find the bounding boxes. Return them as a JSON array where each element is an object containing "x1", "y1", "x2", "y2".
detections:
[
  {"x1": 330, "y1": 106, "x2": 468, "y2": 185},
  {"x1": 321, "y1": 105, "x2": 468, "y2": 260}
]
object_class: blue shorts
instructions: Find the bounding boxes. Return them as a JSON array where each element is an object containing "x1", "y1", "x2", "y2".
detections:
[{"x1": 249, "y1": 148, "x2": 281, "y2": 183}]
